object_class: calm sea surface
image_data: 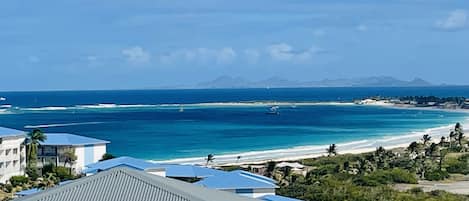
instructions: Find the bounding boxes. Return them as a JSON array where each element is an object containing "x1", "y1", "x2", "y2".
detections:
[{"x1": 1, "y1": 87, "x2": 468, "y2": 160}]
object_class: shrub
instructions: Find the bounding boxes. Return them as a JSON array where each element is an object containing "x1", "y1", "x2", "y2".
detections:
[
  {"x1": 409, "y1": 187, "x2": 423, "y2": 194},
  {"x1": 445, "y1": 155, "x2": 469, "y2": 174},
  {"x1": 353, "y1": 169, "x2": 417, "y2": 186},
  {"x1": 9, "y1": 176, "x2": 29, "y2": 187},
  {"x1": 425, "y1": 170, "x2": 449, "y2": 181},
  {"x1": 389, "y1": 169, "x2": 418, "y2": 184},
  {"x1": 54, "y1": 166, "x2": 75, "y2": 180}
]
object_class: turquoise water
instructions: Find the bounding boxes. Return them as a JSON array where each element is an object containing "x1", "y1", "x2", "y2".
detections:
[{"x1": 0, "y1": 87, "x2": 468, "y2": 160}]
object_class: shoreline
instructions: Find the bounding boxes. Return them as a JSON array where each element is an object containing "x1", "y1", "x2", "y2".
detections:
[{"x1": 153, "y1": 116, "x2": 469, "y2": 166}]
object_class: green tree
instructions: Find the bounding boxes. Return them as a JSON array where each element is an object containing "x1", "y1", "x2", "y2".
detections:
[
  {"x1": 62, "y1": 149, "x2": 77, "y2": 175},
  {"x1": 407, "y1": 141, "x2": 419, "y2": 155},
  {"x1": 422, "y1": 134, "x2": 431, "y2": 147},
  {"x1": 326, "y1": 144, "x2": 337, "y2": 157},
  {"x1": 26, "y1": 129, "x2": 47, "y2": 179},
  {"x1": 206, "y1": 154, "x2": 214, "y2": 166},
  {"x1": 265, "y1": 161, "x2": 277, "y2": 178},
  {"x1": 100, "y1": 153, "x2": 116, "y2": 161}
]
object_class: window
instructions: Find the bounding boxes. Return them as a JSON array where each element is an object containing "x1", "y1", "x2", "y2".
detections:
[
  {"x1": 13, "y1": 160, "x2": 18, "y2": 167},
  {"x1": 0, "y1": 162, "x2": 3, "y2": 168},
  {"x1": 13, "y1": 148, "x2": 18, "y2": 154},
  {"x1": 5, "y1": 149, "x2": 10, "y2": 156}
]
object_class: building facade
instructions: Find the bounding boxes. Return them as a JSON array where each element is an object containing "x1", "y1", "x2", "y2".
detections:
[
  {"x1": 37, "y1": 133, "x2": 109, "y2": 174},
  {"x1": 0, "y1": 127, "x2": 26, "y2": 183}
]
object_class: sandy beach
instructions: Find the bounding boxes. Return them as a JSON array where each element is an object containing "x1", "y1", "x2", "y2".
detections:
[{"x1": 154, "y1": 111, "x2": 469, "y2": 166}]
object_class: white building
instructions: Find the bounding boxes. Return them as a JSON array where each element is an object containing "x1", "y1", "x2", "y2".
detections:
[
  {"x1": 37, "y1": 133, "x2": 109, "y2": 174},
  {"x1": 0, "y1": 127, "x2": 26, "y2": 183}
]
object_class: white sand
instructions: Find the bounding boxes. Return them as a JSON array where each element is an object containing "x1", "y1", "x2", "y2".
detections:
[{"x1": 153, "y1": 118, "x2": 469, "y2": 166}]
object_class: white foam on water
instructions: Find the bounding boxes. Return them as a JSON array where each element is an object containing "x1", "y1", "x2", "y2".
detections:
[
  {"x1": 24, "y1": 122, "x2": 104, "y2": 128},
  {"x1": 152, "y1": 119, "x2": 469, "y2": 166}
]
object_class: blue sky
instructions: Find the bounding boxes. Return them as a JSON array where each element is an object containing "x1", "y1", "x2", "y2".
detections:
[{"x1": 1, "y1": 0, "x2": 469, "y2": 90}]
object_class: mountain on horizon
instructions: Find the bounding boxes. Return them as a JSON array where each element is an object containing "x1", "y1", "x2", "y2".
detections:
[{"x1": 195, "y1": 76, "x2": 433, "y2": 89}]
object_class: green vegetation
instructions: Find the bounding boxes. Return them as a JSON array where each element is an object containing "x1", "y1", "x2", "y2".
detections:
[
  {"x1": 100, "y1": 153, "x2": 116, "y2": 161},
  {"x1": 9, "y1": 176, "x2": 29, "y2": 187},
  {"x1": 271, "y1": 123, "x2": 469, "y2": 201}
]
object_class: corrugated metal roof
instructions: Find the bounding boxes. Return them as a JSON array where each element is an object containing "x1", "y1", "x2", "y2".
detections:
[
  {"x1": 0, "y1": 126, "x2": 25, "y2": 138},
  {"x1": 195, "y1": 170, "x2": 278, "y2": 190},
  {"x1": 41, "y1": 133, "x2": 109, "y2": 146},
  {"x1": 259, "y1": 195, "x2": 303, "y2": 201},
  {"x1": 84, "y1": 156, "x2": 225, "y2": 178},
  {"x1": 15, "y1": 167, "x2": 259, "y2": 201}
]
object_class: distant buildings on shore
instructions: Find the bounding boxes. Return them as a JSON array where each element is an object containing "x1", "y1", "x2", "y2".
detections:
[{"x1": 355, "y1": 96, "x2": 469, "y2": 109}]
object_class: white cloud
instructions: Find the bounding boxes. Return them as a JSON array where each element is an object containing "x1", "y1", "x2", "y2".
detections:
[
  {"x1": 28, "y1": 56, "x2": 40, "y2": 63},
  {"x1": 435, "y1": 10, "x2": 468, "y2": 31},
  {"x1": 244, "y1": 49, "x2": 260, "y2": 64},
  {"x1": 266, "y1": 43, "x2": 323, "y2": 62},
  {"x1": 216, "y1": 47, "x2": 237, "y2": 64},
  {"x1": 160, "y1": 47, "x2": 237, "y2": 64},
  {"x1": 356, "y1": 24, "x2": 368, "y2": 32},
  {"x1": 122, "y1": 46, "x2": 150, "y2": 64}
]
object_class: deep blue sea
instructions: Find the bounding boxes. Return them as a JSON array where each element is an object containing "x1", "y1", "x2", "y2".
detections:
[{"x1": 1, "y1": 87, "x2": 469, "y2": 161}]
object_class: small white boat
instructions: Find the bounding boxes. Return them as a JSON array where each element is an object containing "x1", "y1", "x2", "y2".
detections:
[
  {"x1": 0, "y1": 104, "x2": 12, "y2": 108},
  {"x1": 266, "y1": 106, "x2": 280, "y2": 115},
  {"x1": 0, "y1": 97, "x2": 6, "y2": 101}
]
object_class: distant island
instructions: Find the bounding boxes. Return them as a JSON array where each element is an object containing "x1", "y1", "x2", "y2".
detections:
[{"x1": 195, "y1": 76, "x2": 433, "y2": 89}]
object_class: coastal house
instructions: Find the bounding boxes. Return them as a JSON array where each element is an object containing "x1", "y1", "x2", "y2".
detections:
[
  {"x1": 195, "y1": 170, "x2": 278, "y2": 198},
  {"x1": 14, "y1": 167, "x2": 258, "y2": 201},
  {"x1": 0, "y1": 127, "x2": 26, "y2": 183},
  {"x1": 37, "y1": 133, "x2": 109, "y2": 174}
]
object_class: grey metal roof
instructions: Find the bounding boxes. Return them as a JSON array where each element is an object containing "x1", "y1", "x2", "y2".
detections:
[{"x1": 15, "y1": 167, "x2": 259, "y2": 201}]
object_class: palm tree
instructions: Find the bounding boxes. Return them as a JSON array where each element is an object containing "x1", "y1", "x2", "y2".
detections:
[
  {"x1": 63, "y1": 149, "x2": 77, "y2": 174},
  {"x1": 407, "y1": 141, "x2": 419, "y2": 155},
  {"x1": 425, "y1": 143, "x2": 439, "y2": 160},
  {"x1": 265, "y1": 161, "x2": 277, "y2": 178},
  {"x1": 26, "y1": 129, "x2": 47, "y2": 178},
  {"x1": 206, "y1": 154, "x2": 214, "y2": 166},
  {"x1": 449, "y1": 131, "x2": 457, "y2": 148},
  {"x1": 422, "y1": 134, "x2": 431, "y2": 147},
  {"x1": 236, "y1": 156, "x2": 241, "y2": 163},
  {"x1": 439, "y1": 136, "x2": 446, "y2": 147},
  {"x1": 326, "y1": 144, "x2": 337, "y2": 157},
  {"x1": 438, "y1": 149, "x2": 448, "y2": 171}
]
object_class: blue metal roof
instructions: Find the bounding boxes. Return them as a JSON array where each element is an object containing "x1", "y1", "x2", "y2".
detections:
[
  {"x1": 42, "y1": 133, "x2": 109, "y2": 146},
  {"x1": 84, "y1": 156, "x2": 225, "y2": 178},
  {"x1": 85, "y1": 157, "x2": 158, "y2": 173},
  {"x1": 195, "y1": 170, "x2": 277, "y2": 190},
  {"x1": 0, "y1": 126, "x2": 25, "y2": 137},
  {"x1": 259, "y1": 195, "x2": 303, "y2": 201},
  {"x1": 158, "y1": 164, "x2": 225, "y2": 178},
  {"x1": 15, "y1": 188, "x2": 41, "y2": 196},
  {"x1": 15, "y1": 181, "x2": 74, "y2": 197}
]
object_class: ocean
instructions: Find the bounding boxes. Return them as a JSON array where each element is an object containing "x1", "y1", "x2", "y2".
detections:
[{"x1": 1, "y1": 87, "x2": 469, "y2": 164}]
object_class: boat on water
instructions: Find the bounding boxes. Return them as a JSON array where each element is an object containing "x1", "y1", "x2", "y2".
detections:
[
  {"x1": 266, "y1": 106, "x2": 280, "y2": 115},
  {"x1": 0, "y1": 97, "x2": 6, "y2": 101}
]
